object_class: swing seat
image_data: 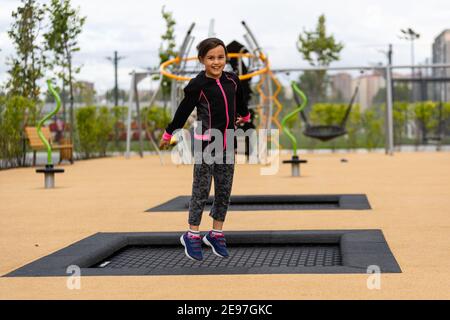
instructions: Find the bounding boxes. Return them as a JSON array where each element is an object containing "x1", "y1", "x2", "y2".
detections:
[
  {"x1": 303, "y1": 125, "x2": 347, "y2": 142},
  {"x1": 291, "y1": 77, "x2": 361, "y2": 143}
]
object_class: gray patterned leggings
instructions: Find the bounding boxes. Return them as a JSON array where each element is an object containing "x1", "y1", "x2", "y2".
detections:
[{"x1": 188, "y1": 159, "x2": 235, "y2": 226}]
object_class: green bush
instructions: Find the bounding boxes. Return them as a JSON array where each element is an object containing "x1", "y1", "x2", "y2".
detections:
[
  {"x1": 346, "y1": 104, "x2": 361, "y2": 149},
  {"x1": 75, "y1": 106, "x2": 115, "y2": 158},
  {"x1": 96, "y1": 106, "x2": 113, "y2": 156},
  {"x1": 393, "y1": 102, "x2": 410, "y2": 144},
  {"x1": 75, "y1": 106, "x2": 97, "y2": 158},
  {"x1": 361, "y1": 108, "x2": 384, "y2": 150},
  {"x1": 309, "y1": 103, "x2": 347, "y2": 126},
  {"x1": 141, "y1": 105, "x2": 171, "y2": 142},
  {"x1": 413, "y1": 101, "x2": 440, "y2": 142},
  {"x1": 0, "y1": 95, "x2": 39, "y2": 169},
  {"x1": 307, "y1": 103, "x2": 362, "y2": 149}
]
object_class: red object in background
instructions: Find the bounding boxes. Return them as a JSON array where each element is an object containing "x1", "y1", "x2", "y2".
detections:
[
  {"x1": 132, "y1": 131, "x2": 140, "y2": 141},
  {"x1": 49, "y1": 120, "x2": 66, "y2": 132},
  {"x1": 118, "y1": 131, "x2": 141, "y2": 141},
  {"x1": 48, "y1": 119, "x2": 65, "y2": 143},
  {"x1": 116, "y1": 121, "x2": 125, "y2": 130},
  {"x1": 117, "y1": 131, "x2": 148, "y2": 141},
  {"x1": 49, "y1": 122, "x2": 58, "y2": 132}
]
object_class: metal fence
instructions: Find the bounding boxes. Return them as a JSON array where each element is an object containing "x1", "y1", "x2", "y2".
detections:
[{"x1": 271, "y1": 63, "x2": 450, "y2": 153}]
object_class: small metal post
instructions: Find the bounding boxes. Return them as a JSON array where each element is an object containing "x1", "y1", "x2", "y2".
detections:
[
  {"x1": 126, "y1": 71, "x2": 135, "y2": 158},
  {"x1": 44, "y1": 172, "x2": 55, "y2": 189},
  {"x1": 385, "y1": 44, "x2": 395, "y2": 155},
  {"x1": 283, "y1": 156, "x2": 307, "y2": 177},
  {"x1": 37, "y1": 164, "x2": 64, "y2": 189},
  {"x1": 267, "y1": 69, "x2": 273, "y2": 131},
  {"x1": 292, "y1": 162, "x2": 300, "y2": 177},
  {"x1": 134, "y1": 74, "x2": 144, "y2": 158}
]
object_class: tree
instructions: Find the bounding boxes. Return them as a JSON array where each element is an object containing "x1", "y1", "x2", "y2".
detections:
[
  {"x1": 5, "y1": 0, "x2": 45, "y2": 168},
  {"x1": 73, "y1": 81, "x2": 96, "y2": 105},
  {"x1": 361, "y1": 108, "x2": 384, "y2": 150},
  {"x1": 141, "y1": 105, "x2": 171, "y2": 151},
  {"x1": 44, "y1": 0, "x2": 86, "y2": 145},
  {"x1": 298, "y1": 70, "x2": 330, "y2": 104},
  {"x1": 414, "y1": 101, "x2": 439, "y2": 143},
  {"x1": 6, "y1": 0, "x2": 45, "y2": 102},
  {"x1": 392, "y1": 102, "x2": 410, "y2": 145},
  {"x1": 373, "y1": 83, "x2": 411, "y2": 104},
  {"x1": 75, "y1": 106, "x2": 113, "y2": 158},
  {"x1": 106, "y1": 88, "x2": 128, "y2": 104},
  {"x1": 0, "y1": 95, "x2": 39, "y2": 168},
  {"x1": 159, "y1": 5, "x2": 177, "y2": 118},
  {"x1": 297, "y1": 14, "x2": 344, "y2": 103}
]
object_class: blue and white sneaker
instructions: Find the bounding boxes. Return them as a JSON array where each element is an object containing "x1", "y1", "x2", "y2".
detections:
[
  {"x1": 203, "y1": 231, "x2": 229, "y2": 258},
  {"x1": 180, "y1": 232, "x2": 203, "y2": 261}
]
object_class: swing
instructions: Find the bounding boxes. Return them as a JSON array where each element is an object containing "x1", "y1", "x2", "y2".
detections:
[{"x1": 291, "y1": 80, "x2": 360, "y2": 142}]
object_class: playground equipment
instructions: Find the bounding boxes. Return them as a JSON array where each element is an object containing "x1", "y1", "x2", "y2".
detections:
[
  {"x1": 291, "y1": 75, "x2": 361, "y2": 142},
  {"x1": 125, "y1": 21, "x2": 285, "y2": 164},
  {"x1": 35, "y1": 80, "x2": 65, "y2": 188},
  {"x1": 281, "y1": 81, "x2": 308, "y2": 177},
  {"x1": 124, "y1": 31, "x2": 450, "y2": 158}
]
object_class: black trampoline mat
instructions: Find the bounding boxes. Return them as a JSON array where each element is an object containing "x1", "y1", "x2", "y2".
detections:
[
  {"x1": 146, "y1": 194, "x2": 371, "y2": 212},
  {"x1": 4, "y1": 230, "x2": 401, "y2": 277},
  {"x1": 93, "y1": 244, "x2": 342, "y2": 270}
]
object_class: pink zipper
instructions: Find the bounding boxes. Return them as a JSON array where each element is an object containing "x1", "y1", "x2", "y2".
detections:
[
  {"x1": 225, "y1": 74, "x2": 237, "y2": 129},
  {"x1": 199, "y1": 90, "x2": 212, "y2": 141},
  {"x1": 216, "y1": 79, "x2": 230, "y2": 150}
]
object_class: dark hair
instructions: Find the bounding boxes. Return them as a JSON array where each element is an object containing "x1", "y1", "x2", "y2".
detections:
[{"x1": 196, "y1": 38, "x2": 228, "y2": 60}]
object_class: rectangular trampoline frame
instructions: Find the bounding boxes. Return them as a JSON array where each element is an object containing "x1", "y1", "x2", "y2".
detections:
[
  {"x1": 4, "y1": 230, "x2": 401, "y2": 277},
  {"x1": 146, "y1": 194, "x2": 372, "y2": 212}
]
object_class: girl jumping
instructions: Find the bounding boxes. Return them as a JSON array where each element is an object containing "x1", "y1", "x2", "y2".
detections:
[{"x1": 159, "y1": 38, "x2": 251, "y2": 261}]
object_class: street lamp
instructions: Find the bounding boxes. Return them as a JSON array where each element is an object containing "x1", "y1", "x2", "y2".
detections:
[
  {"x1": 399, "y1": 28, "x2": 420, "y2": 102},
  {"x1": 106, "y1": 51, "x2": 126, "y2": 106},
  {"x1": 399, "y1": 28, "x2": 420, "y2": 76}
]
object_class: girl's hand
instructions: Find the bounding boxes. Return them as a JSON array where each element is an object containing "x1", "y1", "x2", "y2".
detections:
[
  {"x1": 159, "y1": 138, "x2": 170, "y2": 150},
  {"x1": 235, "y1": 116, "x2": 246, "y2": 126}
]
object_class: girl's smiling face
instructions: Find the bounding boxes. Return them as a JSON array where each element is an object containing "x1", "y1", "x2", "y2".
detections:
[{"x1": 200, "y1": 45, "x2": 226, "y2": 79}]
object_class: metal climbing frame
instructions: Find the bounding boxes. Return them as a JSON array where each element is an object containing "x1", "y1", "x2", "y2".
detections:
[
  {"x1": 125, "y1": 21, "x2": 297, "y2": 160},
  {"x1": 125, "y1": 24, "x2": 197, "y2": 158},
  {"x1": 240, "y1": 22, "x2": 283, "y2": 133},
  {"x1": 170, "y1": 23, "x2": 196, "y2": 117},
  {"x1": 157, "y1": 22, "x2": 283, "y2": 164}
]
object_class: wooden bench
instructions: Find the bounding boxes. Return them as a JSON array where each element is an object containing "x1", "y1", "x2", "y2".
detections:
[{"x1": 25, "y1": 127, "x2": 74, "y2": 166}]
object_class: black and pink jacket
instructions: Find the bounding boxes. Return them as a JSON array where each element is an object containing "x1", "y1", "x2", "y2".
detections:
[{"x1": 162, "y1": 71, "x2": 251, "y2": 151}]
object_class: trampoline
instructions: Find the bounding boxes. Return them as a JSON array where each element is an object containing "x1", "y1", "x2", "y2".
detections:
[
  {"x1": 5, "y1": 230, "x2": 401, "y2": 277},
  {"x1": 146, "y1": 194, "x2": 371, "y2": 212}
]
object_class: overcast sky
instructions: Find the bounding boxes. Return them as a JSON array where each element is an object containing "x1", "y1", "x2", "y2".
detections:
[{"x1": 1, "y1": 0, "x2": 450, "y2": 94}]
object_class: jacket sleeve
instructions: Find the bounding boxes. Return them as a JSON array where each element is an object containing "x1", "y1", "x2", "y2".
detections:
[
  {"x1": 234, "y1": 73, "x2": 251, "y2": 123},
  {"x1": 163, "y1": 80, "x2": 199, "y2": 139}
]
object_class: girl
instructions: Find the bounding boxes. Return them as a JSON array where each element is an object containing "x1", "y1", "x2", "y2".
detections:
[{"x1": 159, "y1": 38, "x2": 251, "y2": 261}]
